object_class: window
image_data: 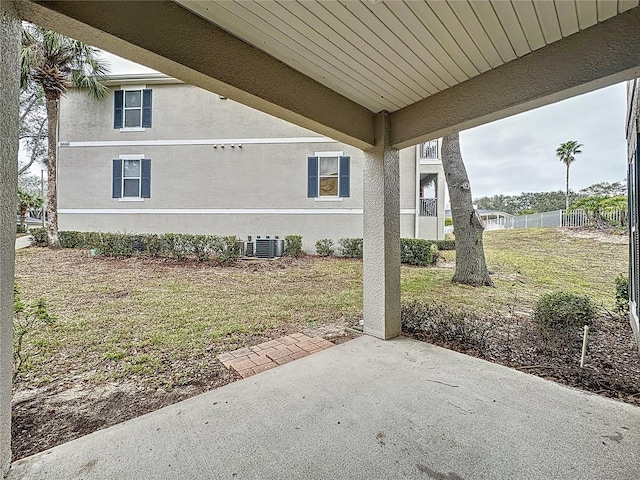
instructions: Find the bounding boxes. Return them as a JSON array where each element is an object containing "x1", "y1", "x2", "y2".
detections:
[
  {"x1": 112, "y1": 158, "x2": 151, "y2": 199},
  {"x1": 419, "y1": 140, "x2": 439, "y2": 160},
  {"x1": 123, "y1": 159, "x2": 141, "y2": 197},
  {"x1": 114, "y1": 88, "x2": 152, "y2": 129},
  {"x1": 307, "y1": 155, "x2": 350, "y2": 198}
]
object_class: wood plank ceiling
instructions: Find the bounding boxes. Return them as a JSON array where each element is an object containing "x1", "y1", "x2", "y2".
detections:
[{"x1": 178, "y1": 0, "x2": 640, "y2": 113}]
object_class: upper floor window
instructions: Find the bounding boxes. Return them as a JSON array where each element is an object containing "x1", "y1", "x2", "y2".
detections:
[
  {"x1": 420, "y1": 140, "x2": 439, "y2": 160},
  {"x1": 307, "y1": 154, "x2": 350, "y2": 198},
  {"x1": 114, "y1": 87, "x2": 152, "y2": 130},
  {"x1": 112, "y1": 156, "x2": 151, "y2": 200}
]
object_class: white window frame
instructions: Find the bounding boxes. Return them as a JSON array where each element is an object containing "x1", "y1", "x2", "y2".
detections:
[
  {"x1": 119, "y1": 154, "x2": 145, "y2": 202},
  {"x1": 119, "y1": 84, "x2": 146, "y2": 132},
  {"x1": 314, "y1": 150, "x2": 344, "y2": 202}
]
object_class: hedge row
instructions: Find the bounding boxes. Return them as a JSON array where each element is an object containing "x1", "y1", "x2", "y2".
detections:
[
  {"x1": 433, "y1": 239, "x2": 455, "y2": 251},
  {"x1": 314, "y1": 237, "x2": 438, "y2": 266},
  {"x1": 32, "y1": 227, "x2": 452, "y2": 266},
  {"x1": 31, "y1": 228, "x2": 241, "y2": 263}
]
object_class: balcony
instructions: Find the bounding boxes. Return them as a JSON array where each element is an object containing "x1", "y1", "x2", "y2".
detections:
[{"x1": 419, "y1": 198, "x2": 437, "y2": 217}]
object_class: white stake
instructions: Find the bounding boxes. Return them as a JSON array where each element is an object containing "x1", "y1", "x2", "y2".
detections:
[{"x1": 580, "y1": 325, "x2": 590, "y2": 368}]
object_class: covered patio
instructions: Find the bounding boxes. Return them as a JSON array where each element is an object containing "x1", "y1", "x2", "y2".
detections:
[
  {"x1": 7, "y1": 336, "x2": 640, "y2": 479},
  {"x1": 2, "y1": 1, "x2": 640, "y2": 476}
]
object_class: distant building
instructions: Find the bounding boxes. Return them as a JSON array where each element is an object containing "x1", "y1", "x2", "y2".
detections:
[{"x1": 56, "y1": 74, "x2": 446, "y2": 252}]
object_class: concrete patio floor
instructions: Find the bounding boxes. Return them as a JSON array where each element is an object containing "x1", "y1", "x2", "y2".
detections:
[{"x1": 8, "y1": 336, "x2": 640, "y2": 479}]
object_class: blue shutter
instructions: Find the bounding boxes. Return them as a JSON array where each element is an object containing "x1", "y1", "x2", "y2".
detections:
[
  {"x1": 339, "y1": 156, "x2": 350, "y2": 198},
  {"x1": 142, "y1": 89, "x2": 152, "y2": 128},
  {"x1": 112, "y1": 159, "x2": 122, "y2": 198},
  {"x1": 307, "y1": 157, "x2": 318, "y2": 198},
  {"x1": 141, "y1": 159, "x2": 151, "y2": 198},
  {"x1": 113, "y1": 90, "x2": 123, "y2": 129}
]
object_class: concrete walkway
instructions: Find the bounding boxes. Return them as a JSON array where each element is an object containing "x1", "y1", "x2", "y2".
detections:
[
  {"x1": 8, "y1": 336, "x2": 640, "y2": 479},
  {"x1": 15, "y1": 235, "x2": 31, "y2": 250}
]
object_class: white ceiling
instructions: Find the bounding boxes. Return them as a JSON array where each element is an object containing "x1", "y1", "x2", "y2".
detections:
[{"x1": 178, "y1": 0, "x2": 640, "y2": 113}]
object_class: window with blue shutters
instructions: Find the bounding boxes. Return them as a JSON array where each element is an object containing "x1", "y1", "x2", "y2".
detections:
[
  {"x1": 308, "y1": 154, "x2": 350, "y2": 198},
  {"x1": 113, "y1": 158, "x2": 151, "y2": 199},
  {"x1": 114, "y1": 88, "x2": 152, "y2": 129}
]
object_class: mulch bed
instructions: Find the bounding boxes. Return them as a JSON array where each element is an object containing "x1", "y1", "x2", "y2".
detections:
[{"x1": 404, "y1": 313, "x2": 640, "y2": 406}]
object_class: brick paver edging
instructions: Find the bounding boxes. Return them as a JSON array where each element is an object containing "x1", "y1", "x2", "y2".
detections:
[{"x1": 218, "y1": 333, "x2": 334, "y2": 378}]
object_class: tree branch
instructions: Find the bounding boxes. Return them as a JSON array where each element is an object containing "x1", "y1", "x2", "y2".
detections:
[{"x1": 18, "y1": 118, "x2": 46, "y2": 175}]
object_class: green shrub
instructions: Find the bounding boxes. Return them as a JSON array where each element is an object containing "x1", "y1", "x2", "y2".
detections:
[
  {"x1": 315, "y1": 238, "x2": 335, "y2": 257},
  {"x1": 30, "y1": 227, "x2": 47, "y2": 247},
  {"x1": 402, "y1": 301, "x2": 495, "y2": 353},
  {"x1": 96, "y1": 232, "x2": 134, "y2": 257},
  {"x1": 533, "y1": 292, "x2": 596, "y2": 330},
  {"x1": 163, "y1": 233, "x2": 191, "y2": 259},
  {"x1": 16, "y1": 225, "x2": 28, "y2": 234},
  {"x1": 444, "y1": 217, "x2": 453, "y2": 226},
  {"x1": 338, "y1": 238, "x2": 363, "y2": 258},
  {"x1": 400, "y1": 238, "x2": 436, "y2": 266},
  {"x1": 190, "y1": 234, "x2": 212, "y2": 262},
  {"x1": 434, "y1": 239, "x2": 455, "y2": 251},
  {"x1": 144, "y1": 234, "x2": 166, "y2": 257},
  {"x1": 615, "y1": 274, "x2": 629, "y2": 315},
  {"x1": 59, "y1": 231, "x2": 88, "y2": 249},
  {"x1": 217, "y1": 236, "x2": 241, "y2": 264},
  {"x1": 284, "y1": 235, "x2": 303, "y2": 257}
]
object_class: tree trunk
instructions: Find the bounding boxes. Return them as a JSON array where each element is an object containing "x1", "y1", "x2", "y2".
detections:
[
  {"x1": 565, "y1": 163, "x2": 570, "y2": 210},
  {"x1": 441, "y1": 133, "x2": 493, "y2": 287},
  {"x1": 19, "y1": 205, "x2": 26, "y2": 227},
  {"x1": 45, "y1": 94, "x2": 59, "y2": 248}
]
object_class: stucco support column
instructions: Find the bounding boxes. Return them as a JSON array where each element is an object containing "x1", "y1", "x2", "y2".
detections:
[
  {"x1": 0, "y1": 0, "x2": 20, "y2": 475},
  {"x1": 363, "y1": 112, "x2": 401, "y2": 340}
]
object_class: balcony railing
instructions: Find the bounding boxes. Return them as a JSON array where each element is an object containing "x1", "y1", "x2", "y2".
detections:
[
  {"x1": 420, "y1": 198, "x2": 437, "y2": 217},
  {"x1": 419, "y1": 141, "x2": 439, "y2": 160}
]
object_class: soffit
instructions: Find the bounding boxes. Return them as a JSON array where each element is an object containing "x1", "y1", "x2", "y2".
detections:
[{"x1": 177, "y1": 0, "x2": 640, "y2": 113}]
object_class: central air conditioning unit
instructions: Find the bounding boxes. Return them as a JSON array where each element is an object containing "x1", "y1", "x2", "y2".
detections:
[{"x1": 251, "y1": 235, "x2": 285, "y2": 259}]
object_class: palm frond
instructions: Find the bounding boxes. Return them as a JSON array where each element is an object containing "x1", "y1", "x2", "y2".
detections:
[{"x1": 21, "y1": 23, "x2": 109, "y2": 100}]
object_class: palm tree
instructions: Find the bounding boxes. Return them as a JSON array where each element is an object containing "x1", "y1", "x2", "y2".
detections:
[
  {"x1": 556, "y1": 140, "x2": 583, "y2": 210},
  {"x1": 17, "y1": 188, "x2": 43, "y2": 228},
  {"x1": 21, "y1": 24, "x2": 108, "y2": 248}
]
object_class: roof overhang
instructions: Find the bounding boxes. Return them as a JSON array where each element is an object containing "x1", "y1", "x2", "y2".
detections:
[{"x1": 17, "y1": 1, "x2": 640, "y2": 150}]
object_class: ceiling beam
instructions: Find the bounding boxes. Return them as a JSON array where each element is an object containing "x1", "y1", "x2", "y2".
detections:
[
  {"x1": 19, "y1": 0, "x2": 376, "y2": 149},
  {"x1": 390, "y1": 6, "x2": 640, "y2": 149}
]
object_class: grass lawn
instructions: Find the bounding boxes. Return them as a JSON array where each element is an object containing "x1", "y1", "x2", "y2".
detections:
[
  {"x1": 14, "y1": 228, "x2": 628, "y2": 390},
  {"x1": 403, "y1": 228, "x2": 628, "y2": 313}
]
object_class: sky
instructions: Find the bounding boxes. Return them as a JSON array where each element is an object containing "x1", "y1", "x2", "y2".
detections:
[{"x1": 99, "y1": 51, "x2": 628, "y2": 199}]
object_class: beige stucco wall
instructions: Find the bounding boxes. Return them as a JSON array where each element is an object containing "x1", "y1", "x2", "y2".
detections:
[
  {"x1": 58, "y1": 82, "x2": 441, "y2": 251},
  {"x1": 59, "y1": 83, "x2": 319, "y2": 142}
]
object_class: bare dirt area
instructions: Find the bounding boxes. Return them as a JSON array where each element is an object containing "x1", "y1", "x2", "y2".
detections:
[{"x1": 11, "y1": 365, "x2": 235, "y2": 461}]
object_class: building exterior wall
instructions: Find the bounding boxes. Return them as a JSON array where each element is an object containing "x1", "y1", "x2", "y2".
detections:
[
  {"x1": 626, "y1": 79, "x2": 640, "y2": 349},
  {"x1": 58, "y1": 77, "x2": 444, "y2": 251}
]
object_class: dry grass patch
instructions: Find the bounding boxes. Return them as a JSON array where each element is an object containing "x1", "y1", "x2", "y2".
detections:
[{"x1": 15, "y1": 250, "x2": 362, "y2": 389}]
